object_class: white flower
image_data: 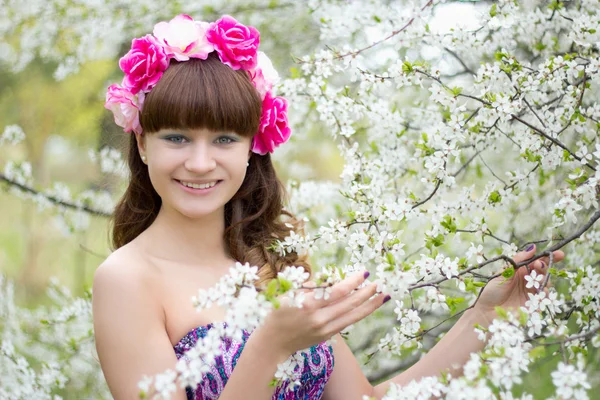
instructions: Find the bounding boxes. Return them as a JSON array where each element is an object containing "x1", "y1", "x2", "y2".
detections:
[
  {"x1": 0, "y1": 125, "x2": 25, "y2": 145},
  {"x1": 524, "y1": 270, "x2": 544, "y2": 290},
  {"x1": 551, "y1": 360, "x2": 591, "y2": 399}
]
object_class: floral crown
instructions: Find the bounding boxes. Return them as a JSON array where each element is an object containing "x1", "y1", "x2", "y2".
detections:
[{"x1": 104, "y1": 14, "x2": 291, "y2": 155}]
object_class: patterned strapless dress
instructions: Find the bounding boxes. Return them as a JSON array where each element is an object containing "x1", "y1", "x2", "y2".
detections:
[{"x1": 174, "y1": 323, "x2": 335, "y2": 400}]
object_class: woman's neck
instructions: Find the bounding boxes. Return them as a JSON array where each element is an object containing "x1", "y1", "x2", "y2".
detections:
[{"x1": 136, "y1": 205, "x2": 232, "y2": 266}]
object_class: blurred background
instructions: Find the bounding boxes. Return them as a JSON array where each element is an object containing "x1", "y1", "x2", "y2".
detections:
[{"x1": 1, "y1": 1, "x2": 598, "y2": 398}]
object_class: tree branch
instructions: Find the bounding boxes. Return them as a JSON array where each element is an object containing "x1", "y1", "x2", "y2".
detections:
[{"x1": 0, "y1": 172, "x2": 111, "y2": 218}]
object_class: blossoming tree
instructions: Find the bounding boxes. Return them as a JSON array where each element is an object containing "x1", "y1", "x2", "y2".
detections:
[{"x1": 1, "y1": 0, "x2": 599, "y2": 399}]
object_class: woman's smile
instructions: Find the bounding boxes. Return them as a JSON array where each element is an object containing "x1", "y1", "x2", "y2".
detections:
[{"x1": 175, "y1": 179, "x2": 223, "y2": 194}]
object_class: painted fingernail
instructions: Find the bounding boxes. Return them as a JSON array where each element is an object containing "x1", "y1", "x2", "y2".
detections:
[
  {"x1": 364, "y1": 271, "x2": 370, "y2": 279},
  {"x1": 383, "y1": 295, "x2": 391, "y2": 304},
  {"x1": 526, "y1": 244, "x2": 535, "y2": 252},
  {"x1": 540, "y1": 261, "x2": 546, "y2": 269}
]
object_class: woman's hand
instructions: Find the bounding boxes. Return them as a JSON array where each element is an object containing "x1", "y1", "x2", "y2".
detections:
[
  {"x1": 256, "y1": 271, "x2": 389, "y2": 357},
  {"x1": 473, "y1": 243, "x2": 565, "y2": 323}
]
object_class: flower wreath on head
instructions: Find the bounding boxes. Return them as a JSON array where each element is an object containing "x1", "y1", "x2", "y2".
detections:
[{"x1": 105, "y1": 14, "x2": 291, "y2": 155}]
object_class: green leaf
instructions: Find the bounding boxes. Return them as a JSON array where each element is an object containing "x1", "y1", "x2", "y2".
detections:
[
  {"x1": 494, "y1": 306, "x2": 508, "y2": 319},
  {"x1": 337, "y1": 265, "x2": 347, "y2": 280},
  {"x1": 441, "y1": 215, "x2": 457, "y2": 233},
  {"x1": 519, "y1": 309, "x2": 528, "y2": 326},
  {"x1": 271, "y1": 297, "x2": 281, "y2": 309},
  {"x1": 490, "y1": 4, "x2": 498, "y2": 17},
  {"x1": 265, "y1": 279, "x2": 278, "y2": 298},
  {"x1": 446, "y1": 296, "x2": 465, "y2": 313},
  {"x1": 279, "y1": 278, "x2": 292, "y2": 293},
  {"x1": 402, "y1": 61, "x2": 414, "y2": 74},
  {"x1": 425, "y1": 234, "x2": 445, "y2": 250},
  {"x1": 386, "y1": 252, "x2": 395, "y2": 266},
  {"x1": 558, "y1": 270, "x2": 568, "y2": 278},
  {"x1": 522, "y1": 148, "x2": 541, "y2": 163},
  {"x1": 473, "y1": 323, "x2": 487, "y2": 331},
  {"x1": 488, "y1": 191, "x2": 502, "y2": 204},
  {"x1": 451, "y1": 86, "x2": 463, "y2": 97},
  {"x1": 529, "y1": 346, "x2": 546, "y2": 361},
  {"x1": 494, "y1": 51, "x2": 508, "y2": 62},
  {"x1": 548, "y1": 1, "x2": 564, "y2": 11},
  {"x1": 502, "y1": 266, "x2": 515, "y2": 279}
]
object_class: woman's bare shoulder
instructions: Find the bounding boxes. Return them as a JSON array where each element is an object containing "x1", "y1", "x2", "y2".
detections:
[{"x1": 94, "y1": 240, "x2": 161, "y2": 294}]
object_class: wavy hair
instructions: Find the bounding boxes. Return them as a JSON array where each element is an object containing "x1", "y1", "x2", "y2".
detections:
[{"x1": 110, "y1": 53, "x2": 310, "y2": 285}]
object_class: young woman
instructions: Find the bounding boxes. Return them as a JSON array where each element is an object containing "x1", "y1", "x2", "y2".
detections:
[{"x1": 92, "y1": 14, "x2": 565, "y2": 400}]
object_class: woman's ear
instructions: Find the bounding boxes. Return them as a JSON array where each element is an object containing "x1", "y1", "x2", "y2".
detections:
[{"x1": 135, "y1": 133, "x2": 147, "y2": 163}]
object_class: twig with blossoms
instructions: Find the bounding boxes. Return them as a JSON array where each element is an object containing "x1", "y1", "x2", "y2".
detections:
[{"x1": 0, "y1": 172, "x2": 111, "y2": 218}]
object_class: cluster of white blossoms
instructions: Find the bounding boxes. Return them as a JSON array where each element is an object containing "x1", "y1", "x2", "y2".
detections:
[
  {"x1": 139, "y1": 263, "x2": 314, "y2": 398},
  {"x1": 0, "y1": 124, "x2": 25, "y2": 145},
  {"x1": 0, "y1": 275, "x2": 109, "y2": 399},
  {"x1": 551, "y1": 356, "x2": 591, "y2": 400},
  {"x1": 88, "y1": 146, "x2": 129, "y2": 178},
  {"x1": 1, "y1": 0, "x2": 600, "y2": 399},
  {"x1": 1, "y1": 125, "x2": 115, "y2": 235}
]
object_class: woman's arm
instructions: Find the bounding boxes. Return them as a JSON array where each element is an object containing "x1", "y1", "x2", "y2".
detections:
[
  {"x1": 323, "y1": 244, "x2": 565, "y2": 400},
  {"x1": 371, "y1": 307, "x2": 486, "y2": 397},
  {"x1": 322, "y1": 308, "x2": 487, "y2": 400},
  {"x1": 95, "y1": 265, "x2": 386, "y2": 400},
  {"x1": 218, "y1": 271, "x2": 386, "y2": 400},
  {"x1": 93, "y1": 259, "x2": 188, "y2": 400}
]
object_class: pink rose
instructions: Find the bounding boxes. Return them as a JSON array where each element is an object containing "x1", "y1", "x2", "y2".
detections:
[
  {"x1": 104, "y1": 84, "x2": 144, "y2": 134},
  {"x1": 153, "y1": 14, "x2": 214, "y2": 61},
  {"x1": 207, "y1": 15, "x2": 259, "y2": 70},
  {"x1": 119, "y1": 34, "x2": 169, "y2": 94},
  {"x1": 252, "y1": 92, "x2": 291, "y2": 155},
  {"x1": 248, "y1": 52, "x2": 280, "y2": 100}
]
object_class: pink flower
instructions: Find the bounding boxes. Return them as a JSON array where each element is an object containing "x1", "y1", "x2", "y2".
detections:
[
  {"x1": 119, "y1": 34, "x2": 169, "y2": 94},
  {"x1": 249, "y1": 52, "x2": 280, "y2": 100},
  {"x1": 207, "y1": 15, "x2": 259, "y2": 70},
  {"x1": 153, "y1": 14, "x2": 214, "y2": 61},
  {"x1": 252, "y1": 92, "x2": 291, "y2": 155},
  {"x1": 104, "y1": 84, "x2": 144, "y2": 134}
]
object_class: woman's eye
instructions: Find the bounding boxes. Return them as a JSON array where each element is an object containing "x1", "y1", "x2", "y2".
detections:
[
  {"x1": 216, "y1": 136, "x2": 235, "y2": 144},
  {"x1": 164, "y1": 135, "x2": 187, "y2": 144}
]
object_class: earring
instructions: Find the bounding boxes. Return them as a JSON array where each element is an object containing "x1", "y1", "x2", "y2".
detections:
[
  {"x1": 246, "y1": 161, "x2": 250, "y2": 167},
  {"x1": 141, "y1": 155, "x2": 147, "y2": 163}
]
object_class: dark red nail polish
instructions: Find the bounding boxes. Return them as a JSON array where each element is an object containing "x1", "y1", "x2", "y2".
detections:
[
  {"x1": 526, "y1": 244, "x2": 535, "y2": 252},
  {"x1": 364, "y1": 271, "x2": 370, "y2": 279},
  {"x1": 383, "y1": 295, "x2": 391, "y2": 303},
  {"x1": 540, "y1": 261, "x2": 546, "y2": 269}
]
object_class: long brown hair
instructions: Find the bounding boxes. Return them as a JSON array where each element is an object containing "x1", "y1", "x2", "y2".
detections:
[{"x1": 110, "y1": 53, "x2": 310, "y2": 284}]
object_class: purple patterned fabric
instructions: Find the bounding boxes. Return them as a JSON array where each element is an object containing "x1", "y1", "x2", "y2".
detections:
[{"x1": 174, "y1": 323, "x2": 334, "y2": 399}]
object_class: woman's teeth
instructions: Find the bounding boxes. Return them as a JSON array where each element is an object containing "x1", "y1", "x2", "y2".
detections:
[{"x1": 180, "y1": 181, "x2": 218, "y2": 189}]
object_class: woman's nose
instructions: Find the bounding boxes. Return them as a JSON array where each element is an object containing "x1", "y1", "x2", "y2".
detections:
[{"x1": 184, "y1": 143, "x2": 217, "y2": 173}]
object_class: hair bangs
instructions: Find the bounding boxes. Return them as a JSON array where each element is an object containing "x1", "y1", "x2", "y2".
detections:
[{"x1": 140, "y1": 54, "x2": 262, "y2": 137}]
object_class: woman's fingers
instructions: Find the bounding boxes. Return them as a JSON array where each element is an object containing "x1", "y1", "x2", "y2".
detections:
[
  {"x1": 324, "y1": 281, "x2": 379, "y2": 316},
  {"x1": 535, "y1": 250, "x2": 565, "y2": 268},
  {"x1": 513, "y1": 244, "x2": 537, "y2": 263},
  {"x1": 310, "y1": 270, "x2": 371, "y2": 305},
  {"x1": 325, "y1": 290, "x2": 389, "y2": 334}
]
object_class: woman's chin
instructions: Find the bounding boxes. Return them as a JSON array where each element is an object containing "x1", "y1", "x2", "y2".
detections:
[{"x1": 179, "y1": 208, "x2": 221, "y2": 220}]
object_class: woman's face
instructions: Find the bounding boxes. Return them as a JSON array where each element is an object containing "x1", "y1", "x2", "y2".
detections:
[{"x1": 136, "y1": 128, "x2": 251, "y2": 220}]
